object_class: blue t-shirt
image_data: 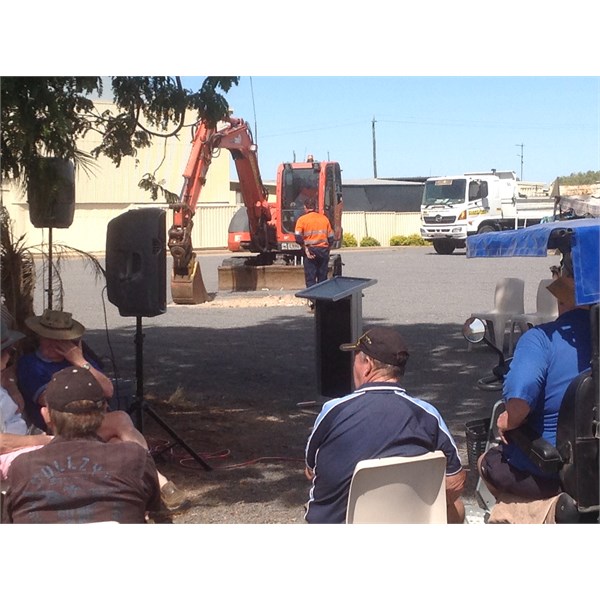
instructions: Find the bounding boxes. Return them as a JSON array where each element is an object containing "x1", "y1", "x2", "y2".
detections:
[
  {"x1": 304, "y1": 382, "x2": 463, "y2": 524},
  {"x1": 17, "y1": 351, "x2": 102, "y2": 432},
  {"x1": 502, "y1": 308, "x2": 592, "y2": 477}
]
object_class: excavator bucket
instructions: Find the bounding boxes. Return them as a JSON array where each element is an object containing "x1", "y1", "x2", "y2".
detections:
[{"x1": 171, "y1": 259, "x2": 210, "y2": 304}]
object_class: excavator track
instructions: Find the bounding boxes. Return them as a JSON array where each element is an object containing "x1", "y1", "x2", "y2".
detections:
[{"x1": 217, "y1": 253, "x2": 342, "y2": 292}]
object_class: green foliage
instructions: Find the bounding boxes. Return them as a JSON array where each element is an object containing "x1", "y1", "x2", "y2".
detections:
[
  {"x1": 360, "y1": 236, "x2": 380, "y2": 247},
  {"x1": 0, "y1": 206, "x2": 105, "y2": 331},
  {"x1": 342, "y1": 232, "x2": 358, "y2": 247},
  {"x1": 1, "y1": 76, "x2": 239, "y2": 187},
  {"x1": 558, "y1": 171, "x2": 600, "y2": 185},
  {"x1": 390, "y1": 234, "x2": 431, "y2": 246}
]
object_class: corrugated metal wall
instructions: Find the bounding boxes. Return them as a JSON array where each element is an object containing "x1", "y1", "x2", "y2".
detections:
[
  {"x1": 341, "y1": 212, "x2": 421, "y2": 245},
  {"x1": 3, "y1": 203, "x2": 422, "y2": 253}
]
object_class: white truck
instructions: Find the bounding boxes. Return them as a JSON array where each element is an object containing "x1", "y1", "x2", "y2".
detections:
[{"x1": 420, "y1": 170, "x2": 554, "y2": 254}]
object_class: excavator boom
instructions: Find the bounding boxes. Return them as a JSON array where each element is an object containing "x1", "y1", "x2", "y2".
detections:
[
  {"x1": 168, "y1": 116, "x2": 274, "y2": 303},
  {"x1": 169, "y1": 114, "x2": 343, "y2": 303}
]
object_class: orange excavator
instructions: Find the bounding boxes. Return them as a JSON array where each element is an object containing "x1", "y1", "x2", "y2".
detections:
[{"x1": 168, "y1": 115, "x2": 343, "y2": 303}]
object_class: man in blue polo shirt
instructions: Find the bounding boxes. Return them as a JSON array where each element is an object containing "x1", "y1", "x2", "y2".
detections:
[
  {"x1": 304, "y1": 326, "x2": 466, "y2": 524},
  {"x1": 479, "y1": 253, "x2": 592, "y2": 501}
]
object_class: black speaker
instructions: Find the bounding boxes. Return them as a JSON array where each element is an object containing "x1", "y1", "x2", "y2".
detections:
[
  {"x1": 27, "y1": 157, "x2": 75, "y2": 228},
  {"x1": 106, "y1": 208, "x2": 167, "y2": 317}
]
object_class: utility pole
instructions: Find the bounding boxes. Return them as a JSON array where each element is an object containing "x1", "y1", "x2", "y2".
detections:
[
  {"x1": 516, "y1": 143, "x2": 524, "y2": 180},
  {"x1": 372, "y1": 117, "x2": 378, "y2": 178}
]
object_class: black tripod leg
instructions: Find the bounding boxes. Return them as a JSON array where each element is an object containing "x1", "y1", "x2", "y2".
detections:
[
  {"x1": 142, "y1": 403, "x2": 212, "y2": 471},
  {"x1": 130, "y1": 316, "x2": 211, "y2": 471}
]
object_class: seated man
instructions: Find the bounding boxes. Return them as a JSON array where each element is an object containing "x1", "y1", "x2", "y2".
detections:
[
  {"x1": 1, "y1": 318, "x2": 51, "y2": 480},
  {"x1": 4, "y1": 366, "x2": 162, "y2": 523},
  {"x1": 15, "y1": 309, "x2": 188, "y2": 511},
  {"x1": 304, "y1": 326, "x2": 466, "y2": 524},
  {"x1": 17, "y1": 308, "x2": 113, "y2": 431},
  {"x1": 478, "y1": 253, "x2": 592, "y2": 503}
]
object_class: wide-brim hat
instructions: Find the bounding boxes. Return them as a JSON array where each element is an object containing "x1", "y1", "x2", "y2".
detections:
[
  {"x1": 1, "y1": 320, "x2": 26, "y2": 351},
  {"x1": 25, "y1": 309, "x2": 85, "y2": 341}
]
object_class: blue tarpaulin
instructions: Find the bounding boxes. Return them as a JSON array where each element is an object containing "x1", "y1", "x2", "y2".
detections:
[{"x1": 466, "y1": 218, "x2": 600, "y2": 305}]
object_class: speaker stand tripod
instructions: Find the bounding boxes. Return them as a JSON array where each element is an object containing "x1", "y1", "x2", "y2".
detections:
[{"x1": 129, "y1": 316, "x2": 212, "y2": 471}]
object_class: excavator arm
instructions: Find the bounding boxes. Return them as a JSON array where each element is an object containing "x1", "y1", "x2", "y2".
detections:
[{"x1": 168, "y1": 116, "x2": 274, "y2": 304}]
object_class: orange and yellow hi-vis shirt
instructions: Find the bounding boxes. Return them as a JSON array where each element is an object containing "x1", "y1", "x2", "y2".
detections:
[{"x1": 295, "y1": 211, "x2": 334, "y2": 248}]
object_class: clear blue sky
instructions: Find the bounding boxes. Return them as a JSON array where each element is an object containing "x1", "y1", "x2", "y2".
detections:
[
  {"x1": 181, "y1": 76, "x2": 600, "y2": 185},
  {"x1": 5, "y1": 4, "x2": 598, "y2": 186}
]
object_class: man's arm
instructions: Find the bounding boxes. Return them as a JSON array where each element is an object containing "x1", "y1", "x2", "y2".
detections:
[
  {"x1": 1, "y1": 364, "x2": 26, "y2": 413},
  {"x1": 55, "y1": 340, "x2": 114, "y2": 398},
  {"x1": 445, "y1": 469, "x2": 466, "y2": 524},
  {"x1": 496, "y1": 398, "x2": 531, "y2": 444},
  {"x1": 0, "y1": 432, "x2": 52, "y2": 454}
]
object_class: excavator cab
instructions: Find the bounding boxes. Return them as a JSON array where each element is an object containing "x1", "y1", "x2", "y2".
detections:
[{"x1": 276, "y1": 160, "x2": 342, "y2": 251}]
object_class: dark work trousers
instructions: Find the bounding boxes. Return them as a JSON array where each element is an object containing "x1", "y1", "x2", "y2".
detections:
[{"x1": 303, "y1": 246, "x2": 330, "y2": 288}]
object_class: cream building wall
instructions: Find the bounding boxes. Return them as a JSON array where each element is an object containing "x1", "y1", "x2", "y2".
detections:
[
  {"x1": 1, "y1": 100, "x2": 422, "y2": 254},
  {"x1": 1, "y1": 100, "x2": 238, "y2": 253}
]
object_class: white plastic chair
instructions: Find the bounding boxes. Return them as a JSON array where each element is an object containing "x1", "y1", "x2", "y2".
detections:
[
  {"x1": 345, "y1": 451, "x2": 447, "y2": 524},
  {"x1": 508, "y1": 279, "x2": 558, "y2": 354},
  {"x1": 470, "y1": 277, "x2": 525, "y2": 351}
]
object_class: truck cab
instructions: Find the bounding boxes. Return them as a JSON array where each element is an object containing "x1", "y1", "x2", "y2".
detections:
[{"x1": 420, "y1": 173, "x2": 509, "y2": 254}]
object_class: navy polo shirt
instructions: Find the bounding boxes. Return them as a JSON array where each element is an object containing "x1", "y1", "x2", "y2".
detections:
[{"x1": 304, "y1": 382, "x2": 463, "y2": 524}]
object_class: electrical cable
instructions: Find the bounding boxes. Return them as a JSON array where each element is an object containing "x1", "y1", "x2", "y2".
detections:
[
  {"x1": 100, "y1": 283, "x2": 125, "y2": 409},
  {"x1": 147, "y1": 437, "x2": 304, "y2": 471}
]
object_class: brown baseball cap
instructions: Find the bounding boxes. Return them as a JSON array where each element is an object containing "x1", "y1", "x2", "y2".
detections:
[
  {"x1": 45, "y1": 367, "x2": 105, "y2": 414},
  {"x1": 340, "y1": 327, "x2": 410, "y2": 366}
]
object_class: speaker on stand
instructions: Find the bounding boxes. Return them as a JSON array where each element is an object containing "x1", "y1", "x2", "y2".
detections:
[
  {"x1": 106, "y1": 207, "x2": 211, "y2": 470},
  {"x1": 27, "y1": 157, "x2": 76, "y2": 310}
]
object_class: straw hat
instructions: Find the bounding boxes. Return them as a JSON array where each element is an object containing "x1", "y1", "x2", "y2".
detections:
[{"x1": 25, "y1": 309, "x2": 85, "y2": 340}]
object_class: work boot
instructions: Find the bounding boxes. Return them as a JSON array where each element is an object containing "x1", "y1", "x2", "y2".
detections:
[{"x1": 161, "y1": 481, "x2": 190, "y2": 512}]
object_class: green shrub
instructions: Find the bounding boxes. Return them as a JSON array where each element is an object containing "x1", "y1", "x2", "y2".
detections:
[
  {"x1": 389, "y1": 234, "x2": 431, "y2": 246},
  {"x1": 360, "y1": 236, "x2": 380, "y2": 247},
  {"x1": 342, "y1": 232, "x2": 358, "y2": 247}
]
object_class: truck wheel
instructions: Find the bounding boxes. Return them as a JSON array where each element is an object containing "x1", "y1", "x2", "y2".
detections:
[
  {"x1": 478, "y1": 225, "x2": 497, "y2": 234},
  {"x1": 432, "y1": 239, "x2": 455, "y2": 255}
]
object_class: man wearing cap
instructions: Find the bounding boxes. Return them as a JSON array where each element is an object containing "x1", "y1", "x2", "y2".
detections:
[
  {"x1": 478, "y1": 252, "x2": 593, "y2": 503},
  {"x1": 14, "y1": 309, "x2": 189, "y2": 511},
  {"x1": 304, "y1": 326, "x2": 466, "y2": 524},
  {"x1": 4, "y1": 366, "x2": 162, "y2": 524}
]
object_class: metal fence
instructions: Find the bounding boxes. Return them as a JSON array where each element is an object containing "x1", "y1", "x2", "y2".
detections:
[{"x1": 4, "y1": 201, "x2": 422, "y2": 254}]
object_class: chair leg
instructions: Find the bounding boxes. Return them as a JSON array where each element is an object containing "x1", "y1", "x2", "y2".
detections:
[{"x1": 508, "y1": 321, "x2": 516, "y2": 356}]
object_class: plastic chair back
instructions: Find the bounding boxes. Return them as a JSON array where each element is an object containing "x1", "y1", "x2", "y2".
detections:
[
  {"x1": 508, "y1": 279, "x2": 558, "y2": 354},
  {"x1": 346, "y1": 451, "x2": 447, "y2": 524},
  {"x1": 494, "y1": 277, "x2": 525, "y2": 314},
  {"x1": 471, "y1": 278, "x2": 525, "y2": 350}
]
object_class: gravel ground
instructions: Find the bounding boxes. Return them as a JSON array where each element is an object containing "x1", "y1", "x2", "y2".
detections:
[{"x1": 32, "y1": 245, "x2": 559, "y2": 524}]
